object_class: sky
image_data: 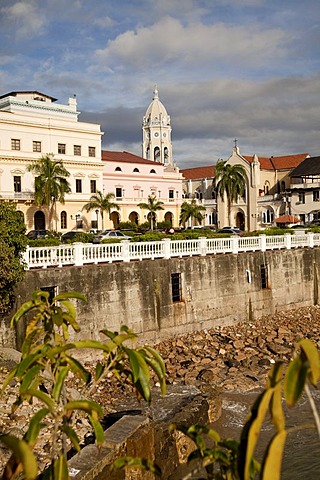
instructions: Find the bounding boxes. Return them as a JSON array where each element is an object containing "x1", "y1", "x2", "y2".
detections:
[{"x1": 0, "y1": 0, "x2": 319, "y2": 169}]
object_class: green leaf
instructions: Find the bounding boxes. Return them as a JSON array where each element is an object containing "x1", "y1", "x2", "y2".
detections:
[
  {"x1": 261, "y1": 430, "x2": 287, "y2": 480},
  {"x1": 54, "y1": 291, "x2": 86, "y2": 302},
  {"x1": 10, "y1": 299, "x2": 41, "y2": 327},
  {"x1": 89, "y1": 414, "x2": 105, "y2": 446},
  {"x1": 60, "y1": 425, "x2": 80, "y2": 452},
  {"x1": 2, "y1": 366, "x2": 17, "y2": 392},
  {"x1": 142, "y1": 346, "x2": 166, "y2": 376},
  {"x1": 52, "y1": 366, "x2": 69, "y2": 401},
  {"x1": 53, "y1": 453, "x2": 69, "y2": 480},
  {"x1": 20, "y1": 365, "x2": 43, "y2": 393},
  {"x1": 73, "y1": 339, "x2": 113, "y2": 353},
  {"x1": 143, "y1": 355, "x2": 166, "y2": 396},
  {"x1": 24, "y1": 388, "x2": 55, "y2": 412},
  {"x1": 299, "y1": 339, "x2": 320, "y2": 386},
  {"x1": 284, "y1": 356, "x2": 309, "y2": 407},
  {"x1": 239, "y1": 388, "x2": 273, "y2": 480},
  {"x1": 16, "y1": 352, "x2": 42, "y2": 379},
  {"x1": 24, "y1": 408, "x2": 49, "y2": 446},
  {"x1": 268, "y1": 363, "x2": 285, "y2": 431},
  {"x1": 0, "y1": 434, "x2": 38, "y2": 480},
  {"x1": 95, "y1": 362, "x2": 104, "y2": 380},
  {"x1": 65, "y1": 356, "x2": 91, "y2": 384},
  {"x1": 64, "y1": 400, "x2": 103, "y2": 417}
]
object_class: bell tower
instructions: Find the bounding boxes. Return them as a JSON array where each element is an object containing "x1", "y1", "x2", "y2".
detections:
[{"x1": 142, "y1": 85, "x2": 173, "y2": 166}]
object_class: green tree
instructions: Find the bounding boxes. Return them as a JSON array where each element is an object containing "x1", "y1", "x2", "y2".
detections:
[
  {"x1": 179, "y1": 199, "x2": 206, "y2": 228},
  {"x1": 138, "y1": 195, "x2": 164, "y2": 231},
  {"x1": 213, "y1": 160, "x2": 246, "y2": 227},
  {"x1": 0, "y1": 202, "x2": 27, "y2": 312},
  {"x1": 0, "y1": 290, "x2": 166, "y2": 480},
  {"x1": 82, "y1": 191, "x2": 119, "y2": 230},
  {"x1": 27, "y1": 154, "x2": 71, "y2": 231}
]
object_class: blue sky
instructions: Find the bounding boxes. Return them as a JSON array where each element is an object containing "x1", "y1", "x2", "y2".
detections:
[{"x1": 0, "y1": 0, "x2": 319, "y2": 169}]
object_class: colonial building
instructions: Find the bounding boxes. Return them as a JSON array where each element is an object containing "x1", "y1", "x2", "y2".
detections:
[
  {"x1": 290, "y1": 156, "x2": 320, "y2": 224},
  {"x1": 179, "y1": 165, "x2": 217, "y2": 227},
  {"x1": 0, "y1": 87, "x2": 184, "y2": 232},
  {"x1": 180, "y1": 146, "x2": 309, "y2": 231},
  {"x1": 102, "y1": 150, "x2": 183, "y2": 229},
  {"x1": 0, "y1": 91, "x2": 103, "y2": 231}
]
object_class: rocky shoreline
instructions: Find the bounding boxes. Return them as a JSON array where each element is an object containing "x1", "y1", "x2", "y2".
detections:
[{"x1": 1, "y1": 305, "x2": 320, "y2": 473}]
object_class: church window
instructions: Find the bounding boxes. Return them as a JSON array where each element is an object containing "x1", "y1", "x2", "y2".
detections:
[
  {"x1": 150, "y1": 169, "x2": 156, "y2": 174},
  {"x1": 133, "y1": 168, "x2": 140, "y2": 173},
  {"x1": 11, "y1": 139, "x2": 20, "y2": 150},
  {"x1": 74, "y1": 145, "x2": 81, "y2": 156},
  {"x1": 115, "y1": 167, "x2": 122, "y2": 172},
  {"x1": 60, "y1": 211, "x2": 67, "y2": 229},
  {"x1": 169, "y1": 189, "x2": 174, "y2": 199},
  {"x1": 154, "y1": 147, "x2": 160, "y2": 162},
  {"x1": 14, "y1": 176, "x2": 21, "y2": 192},
  {"x1": 116, "y1": 187, "x2": 122, "y2": 198}
]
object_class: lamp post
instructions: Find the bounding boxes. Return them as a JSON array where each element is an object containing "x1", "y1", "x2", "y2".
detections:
[{"x1": 95, "y1": 209, "x2": 99, "y2": 230}]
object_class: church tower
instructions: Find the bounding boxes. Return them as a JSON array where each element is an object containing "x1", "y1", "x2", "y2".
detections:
[{"x1": 142, "y1": 85, "x2": 173, "y2": 166}]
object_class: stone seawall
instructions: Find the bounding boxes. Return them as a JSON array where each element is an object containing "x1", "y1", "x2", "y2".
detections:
[{"x1": 1, "y1": 247, "x2": 319, "y2": 349}]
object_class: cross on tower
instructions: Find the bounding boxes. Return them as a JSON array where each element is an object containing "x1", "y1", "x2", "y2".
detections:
[{"x1": 234, "y1": 138, "x2": 238, "y2": 148}]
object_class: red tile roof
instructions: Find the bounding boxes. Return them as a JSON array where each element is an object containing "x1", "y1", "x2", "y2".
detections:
[
  {"x1": 180, "y1": 165, "x2": 215, "y2": 180},
  {"x1": 102, "y1": 150, "x2": 160, "y2": 165},
  {"x1": 243, "y1": 153, "x2": 308, "y2": 171},
  {"x1": 275, "y1": 214, "x2": 300, "y2": 224}
]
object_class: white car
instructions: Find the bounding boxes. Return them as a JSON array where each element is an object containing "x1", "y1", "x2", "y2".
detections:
[{"x1": 92, "y1": 230, "x2": 132, "y2": 244}]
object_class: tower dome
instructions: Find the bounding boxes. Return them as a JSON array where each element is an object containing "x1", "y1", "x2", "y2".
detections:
[{"x1": 142, "y1": 85, "x2": 173, "y2": 166}]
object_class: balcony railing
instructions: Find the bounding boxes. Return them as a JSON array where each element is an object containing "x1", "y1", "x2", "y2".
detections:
[{"x1": 22, "y1": 232, "x2": 320, "y2": 270}]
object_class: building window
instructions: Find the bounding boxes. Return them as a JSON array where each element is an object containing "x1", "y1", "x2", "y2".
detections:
[
  {"x1": 33, "y1": 141, "x2": 41, "y2": 153},
  {"x1": 11, "y1": 139, "x2": 20, "y2": 150},
  {"x1": 58, "y1": 143, "x2": 66, "y2": 154},
  {"x1": 133, "y1": 168, "x2": 140, "y2": 172},
  {"x1": 171, "y1": 273, "x2": 182, "y2": 302},
  {"x1": 40, "y1": 286, "x2": 57, "y2": 304},
  {"x1": 88, "y1": 147, "x2": 95, "y2": 157},
  {"x1": 298, "y1": 192, "x2": 305, "y2": 204},
  {"x1": 90, "y1": 180, "x2": 97, "y2": 193},
  {"x1": 260, "y1": 264, "x2": 268, "y2": 289},
  {"x1": 262, "y1": 209, "x2": 274, "y2": 223},
  {"x1": 116, "y1": 187, "x2": 122, "y2": 198},
  {"x1": 115, "y1": 167, "x2": 122, "y2": 172},
  {"x1": 313, "y1": 191, "x2": 320, "y2": 202},
  {"x1": 76, "y1": 179, "x2": 82, "y2": 193},
  {"x1": 14, "y1": 176, "x2": 21, "y2": 192},
  {"x1": 60, "y1": 211, "x2": 67, "y2": 229},
  {"x1": 169, "y1": 189, "x2": 174, "y2": 199},
  {"x1": 74, "y1": 145, "x2": 81, "y2": 156},
  {"x1": 150, "y1": 169, "x2": 156, "y2": 174}
]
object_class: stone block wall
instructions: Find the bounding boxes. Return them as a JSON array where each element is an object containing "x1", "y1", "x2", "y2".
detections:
[{"x1": 1, "y1": 248, "x2": 319, "y2": 349}]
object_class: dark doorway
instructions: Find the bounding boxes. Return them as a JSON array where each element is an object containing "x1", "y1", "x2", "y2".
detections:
[
  {"x1": 236, "y1": 212, "x2": 245, "y2": 231},
  {"x1": 34, "y1": 210, "x2": 45, "y2": 230}
]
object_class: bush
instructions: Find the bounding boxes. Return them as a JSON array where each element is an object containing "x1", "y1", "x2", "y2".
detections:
[
  {"x1": 0, "y1": 202, "x2": 27, "y2": 312},
  {"x1": 27, "y1": 238, "x2": 61, "y2": 247},
  {"x1": 119, "y1": 221, "x2": 138, "y2": 232}
]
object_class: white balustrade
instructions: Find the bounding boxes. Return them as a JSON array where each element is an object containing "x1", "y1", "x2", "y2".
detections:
[{"x1": 22, "y1": 232, "x2": 320, "y2": 270}]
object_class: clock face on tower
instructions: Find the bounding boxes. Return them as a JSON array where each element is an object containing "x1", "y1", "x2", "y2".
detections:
[
  {"x1": 163, "y1": 133, "x2": 166, "y2": 137},
  {"x1": 154, "y1": 132, "x2": 159, "y2": 137}
]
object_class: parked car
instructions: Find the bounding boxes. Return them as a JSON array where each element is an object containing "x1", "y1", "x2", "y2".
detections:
[
  {"x1": 92, "y1": 230, "x2": 132, "y2": 244},
  {"x1": 26, "y1": 229, "x2": 50, "y2": 240},
  {"x1": 61, "y1": 231, "x2": 84, "y2": 243},
  {"x1": 217, "y1": 226, "x2": 241, "y2": 235}
]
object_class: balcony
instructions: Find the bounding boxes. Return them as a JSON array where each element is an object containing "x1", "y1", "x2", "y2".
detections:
[{"x1": 0, "y1": 191, "x2": 34, "y2": 201}]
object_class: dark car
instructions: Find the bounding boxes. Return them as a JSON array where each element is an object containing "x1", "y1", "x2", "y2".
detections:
[
  {"x1": 26, "y1": 229, "x2": 50, "y2": 240},
  {"x1": 61, "y1": 231, "x2": 84, "y2": 243},
  {"x1": 217, "y1": 227, "x2": 241, "y2": 235}
]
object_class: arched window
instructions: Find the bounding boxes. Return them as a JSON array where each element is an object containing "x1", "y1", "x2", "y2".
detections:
[
  {"x1": 133, "y1": 168, "x2": 140, "y2": 173},
  {"x1": 262, "y1": 209, "x2": 274, "y2": 223},
  {"x1": 150, "y1": 169, "x2": 156, "y2": 174},
  {"x1": 115, "y1": 167, "x2": 122, "y2": 172},
  {"x1": 154, "y1": 147, "x2": 160, "y2": 162},
  {"x1": 264, "y1": 182, "x2": 270, "y2": 195},
  {"x1": 60, "y1": 211, "x2": 67, "y2": 229},
  {"x1": 164, "y1": 147, "x2": 168, "y2": 162}
]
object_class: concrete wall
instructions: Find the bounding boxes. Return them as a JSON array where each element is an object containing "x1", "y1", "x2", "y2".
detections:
[{"x1": 1, "y1": 248, "x2": 319, "y2": 349}]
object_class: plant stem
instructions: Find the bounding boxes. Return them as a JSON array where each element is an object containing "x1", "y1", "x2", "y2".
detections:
[{"x1": 305, "y1": 383, "x2": 320, "y2": 440}]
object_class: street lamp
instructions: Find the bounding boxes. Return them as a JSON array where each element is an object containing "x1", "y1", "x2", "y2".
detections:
[{"x1": 95, "y1": 209, "x2": 99, "y2": 230}]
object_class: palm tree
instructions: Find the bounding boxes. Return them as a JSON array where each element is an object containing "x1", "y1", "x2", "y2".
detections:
[
  {"x1": 138, "y1": 195, "x2": 164, "y2": 231},
  {"x1": 27, "y1": 154, "x2": 71, "y2": 230},
  {"x1": 213, "y1": 160, "x2": 247, "y2": 226},
  {"x1": 179, "y1": 199, "x2": 206, "y2": 228},
  {"x1": 82, "y1": 191, "x2": 119, "y2": 230}
]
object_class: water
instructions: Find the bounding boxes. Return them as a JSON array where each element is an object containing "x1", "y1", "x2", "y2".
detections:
[{"x1": 211, "y1": 390, "x2": 320, "y2": 479}]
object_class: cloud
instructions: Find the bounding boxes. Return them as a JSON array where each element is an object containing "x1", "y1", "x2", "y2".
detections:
[
  {"x1": 1, "y1": 1, "x2": 47, "y2": 39},
  {"x1": 93, "y1": 16, "x2": 289, "y2": 74}
]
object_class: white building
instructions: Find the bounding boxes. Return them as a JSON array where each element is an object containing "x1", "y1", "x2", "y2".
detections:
[{"x1": 0, "y1": 91, "x2": 104, "y2": 232}]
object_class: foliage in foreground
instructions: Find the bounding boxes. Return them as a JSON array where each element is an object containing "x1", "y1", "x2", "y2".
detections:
[
  {"x1": 0, "y1": 202, "x2": 27, "y2": 313},
  {"x1": 0, "y1": 290, "x2": 166, "y2": 480},
  {"x1": 171, "y1": 338, "x2": 320, "y2": 480}
]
